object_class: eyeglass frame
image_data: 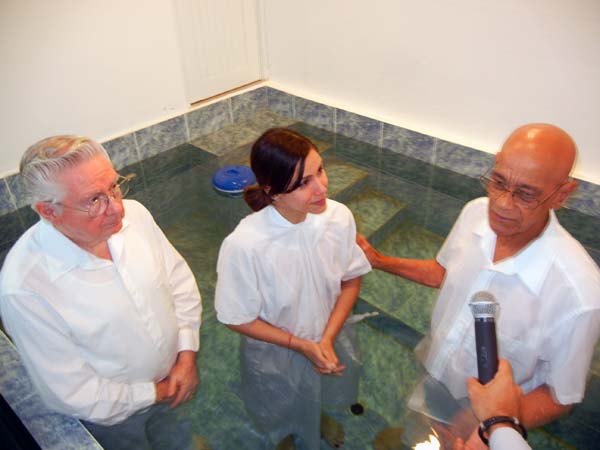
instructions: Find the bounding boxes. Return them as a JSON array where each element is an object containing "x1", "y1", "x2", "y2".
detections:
[
  {"x1": 479, "y1": 169, "x2": 569, "y2": 210},
  {"x1": 48, "y1": 173, "x2": 137, "y2": 218}
]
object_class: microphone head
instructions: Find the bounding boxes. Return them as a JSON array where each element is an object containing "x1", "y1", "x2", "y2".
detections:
[{"x1": 469, "y1": 291, "x2": 499, "y2": 319}]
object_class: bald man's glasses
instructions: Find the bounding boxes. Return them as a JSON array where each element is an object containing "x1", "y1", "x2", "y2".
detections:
[
  {"x1": 479, "y1": 174, "x2": 566, "y2": 209},
  {"x1": 51, "y1": 173, "x2": 136, "y2": 218}
]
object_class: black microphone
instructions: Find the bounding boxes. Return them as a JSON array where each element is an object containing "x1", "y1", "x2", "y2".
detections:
[{"x1": 469, "y1": 291, "x2": 499, "y2": 384}]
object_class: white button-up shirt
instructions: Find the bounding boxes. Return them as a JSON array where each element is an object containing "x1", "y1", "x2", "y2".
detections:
[
  {"x1": 422, "y1": 197, "x2": 600, "y2": 404},
  {"x1": 0, "y1": 200, "x2": 202, "y2": 425}
]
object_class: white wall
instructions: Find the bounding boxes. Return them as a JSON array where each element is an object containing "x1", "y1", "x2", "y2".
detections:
[
  {"x1": 3, "y1": 1, "x2": 599, "y2": 183},
  {"x1": 0, "y1": 0, "x2": 188, "y2": 176},
  {"x1": 263, "y1": 0, "x2": 600, "y2": 183}
]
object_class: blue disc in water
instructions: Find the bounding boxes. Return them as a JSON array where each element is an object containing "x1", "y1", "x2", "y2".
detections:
[{"x1": 212, "y1": 165, "x2": 256, "y2": 197}]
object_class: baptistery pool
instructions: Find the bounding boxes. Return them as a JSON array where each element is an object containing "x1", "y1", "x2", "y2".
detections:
[
  {"x1": 1, "y1": 110, "x2": 600, "y2": 449},
  {"x1": 128, "y1": 113, "x2": 600, "y2": 450}
]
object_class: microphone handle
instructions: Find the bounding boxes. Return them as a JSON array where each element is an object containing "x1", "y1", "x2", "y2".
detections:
[{"x1": 474, "y1": 318, "x2": 499, "y2": 384}]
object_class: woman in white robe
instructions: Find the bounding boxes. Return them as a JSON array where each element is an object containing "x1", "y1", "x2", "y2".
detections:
[{"x1": 215, "y1": 128, "x2": 371, "y2": 450}]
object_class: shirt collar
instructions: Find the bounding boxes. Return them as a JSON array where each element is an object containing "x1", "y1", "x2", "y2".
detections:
[
  {"x1": 37, "y1": 218, "x2": 130, "y2": 281},
  {"x1": 266, "y1": 204, "x2": 324, "y2": 229},
  {"x1": 265, "y1": 203, "x2": 326, "y2": 246},
  {"x1": 474, "y1": 208, "x2": 559, "y2": 296}
]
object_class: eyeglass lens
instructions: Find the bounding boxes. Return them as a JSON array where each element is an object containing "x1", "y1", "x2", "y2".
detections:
[{"x1": 88, "y1": 176, "x2": 133, "y2": 217}]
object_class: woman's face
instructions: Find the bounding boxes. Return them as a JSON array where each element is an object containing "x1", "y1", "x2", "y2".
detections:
[{"x1": 272, "y1": 149, "x2": 328, "y2": 223}]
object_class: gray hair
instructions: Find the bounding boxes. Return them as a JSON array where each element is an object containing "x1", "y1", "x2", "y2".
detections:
[{"x1": 19, "y1": 135, "x2": 111, "y2": 206}]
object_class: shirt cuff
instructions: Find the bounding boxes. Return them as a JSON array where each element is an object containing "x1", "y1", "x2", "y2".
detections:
[
  {"x1": 178, "y1": 327, "x2": 200, "y2": 352},
  {"x1": 490, "y1": 426, "x2": 531, "y2": 450},
  {"x1": 133, "y1": 382, "x2": 157, "y2": 409}
]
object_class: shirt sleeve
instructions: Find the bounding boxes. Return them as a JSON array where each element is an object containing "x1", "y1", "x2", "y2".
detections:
[
  {"x1": 215, "y1": 235, "x2": 263, "y2": 325},
  {"x1": 436, "y1": 198, "x2": 483, "y2": 268},
  {"x1": 341, "y1": 204, "x2": 372, "y2": 281},
  {"x1": 148, "y1": 216, "x2": 202, "y2": 353},
  {"x1": 0, "y1": 292, "x2": 155, "y2": 425},
  {"x1": 542, "y1": 308, "x2": 600, "y2": 404},
  {"x1": 489, "y1": 427, "x2": 532, "y2": 450}
]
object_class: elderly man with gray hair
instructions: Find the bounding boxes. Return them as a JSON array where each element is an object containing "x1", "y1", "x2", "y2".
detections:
[{"x1": 0, "y1": 136, "x2": 208, "y2": 450}]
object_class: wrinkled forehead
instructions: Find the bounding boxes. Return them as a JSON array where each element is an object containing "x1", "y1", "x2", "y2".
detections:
[
  {"x1": 58, "y1": 156, "x2": 118, "y2": 198},
  {"x1": 489, "y1": 165, "x2": 546, "y2": 193},
  {"x1": 492, "y1": 148, "x2": 562, "y2": 190}
]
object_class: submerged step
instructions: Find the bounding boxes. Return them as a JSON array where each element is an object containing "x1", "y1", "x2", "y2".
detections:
[
  {"x1": 324, "y1": 155, "x2": 371, "y2": 202},
  {"x1": 190, "y1": 123, "x2": 261, "y2": 160},
  {"x1": 345, "y1": 188, "x2": 409, "y2": 245},
  {"x1": 354, "y1": 298, "x2": 423, "y2": 351}
]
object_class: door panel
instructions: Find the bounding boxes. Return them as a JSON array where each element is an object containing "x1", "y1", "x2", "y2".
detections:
[{"x1": 174, "y1": 0, "x2": 263, "y2": 103}]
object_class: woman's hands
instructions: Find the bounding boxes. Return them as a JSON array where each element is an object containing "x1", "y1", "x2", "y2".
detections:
[
  {"x1": 295, "y1": 276, "x2": 361, "y2": 375},
  {"x1": 292, "y1": 336, "x2": 346, "y2": 375},
  {"x1": 227, "y1": 318, "x2": 347, "y2": 375}
]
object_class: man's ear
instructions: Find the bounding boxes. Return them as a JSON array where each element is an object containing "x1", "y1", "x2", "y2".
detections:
[
  {"x1": 551, "y1": 180, "x2": 578, "y2": 209},
  {"x1": 35, "y1": 201, "x2": 61, "y2": 224}
]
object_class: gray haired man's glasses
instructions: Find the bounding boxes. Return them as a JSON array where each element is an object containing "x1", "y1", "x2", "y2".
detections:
[
  {"x1": 50, "y1": 173, "x2": 136, "y2": 218},
  {"x1": 479, "y1": 173, "x2": 566, "y2": 210}
]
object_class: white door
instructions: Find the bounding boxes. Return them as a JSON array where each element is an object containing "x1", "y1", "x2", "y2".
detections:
[{"x1": 173, "y1": 0, "x2": 264, "y2": 103}]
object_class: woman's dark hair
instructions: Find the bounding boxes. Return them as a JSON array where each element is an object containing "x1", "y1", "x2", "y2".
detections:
[{"x1": 244, "y1": 128, "x2": 317, "y2": 211}]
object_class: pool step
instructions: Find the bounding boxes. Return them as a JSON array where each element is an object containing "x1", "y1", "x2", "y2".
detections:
[
  {"x1": 324, "y1": 155, "x2": 371, "y2": 202},
  {"x1": 354, "y1": 298, "x2": 423, "y2": 350},
  {"x1": 189, "y1": 124, "x2": 258, "y2": 166},
  {"x1": 324, "y1": 156, "x2": 440, "y2": 344},
  {"x1": 345, "y1": 187, "x2": 410, "y2": 248},
  {"x1": 190, "y1": 111, "x2": 298, "y2": 164}
]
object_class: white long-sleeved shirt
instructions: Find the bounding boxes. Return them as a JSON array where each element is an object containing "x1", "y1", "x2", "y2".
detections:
[
  {"x1": 490, "y1": 427, "x2": 532, "y2": 450},
  {"x1": 0, "y1": 200, "x2": 201, "y2": 425}
]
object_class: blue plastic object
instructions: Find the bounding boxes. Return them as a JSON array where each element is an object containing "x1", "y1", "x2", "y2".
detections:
[{"x1": 212, "y1": 165, "x2": 256, "y2": 197}]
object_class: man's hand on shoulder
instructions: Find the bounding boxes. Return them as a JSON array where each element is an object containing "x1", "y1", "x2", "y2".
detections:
[{"x1": 356, "y1": 234, "x2": 381, "y2": 268}]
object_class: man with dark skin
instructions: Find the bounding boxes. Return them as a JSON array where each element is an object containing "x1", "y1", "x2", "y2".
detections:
[{"x1": 359, "y1": 124, "x2": 600, "y2": 449}]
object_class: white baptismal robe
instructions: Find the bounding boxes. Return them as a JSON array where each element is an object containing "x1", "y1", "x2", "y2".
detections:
[{"x1": 215, "y1": 199, "x2": 371, "y2": 449}]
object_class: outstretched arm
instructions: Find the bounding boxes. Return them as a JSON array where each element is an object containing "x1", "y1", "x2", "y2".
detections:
[
  {"x1": 356, "y1": 234, "x2": 445, "y2": 288},
  {"x1": 520, "y1": 384, "x2": 574, "y2": 429}
]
